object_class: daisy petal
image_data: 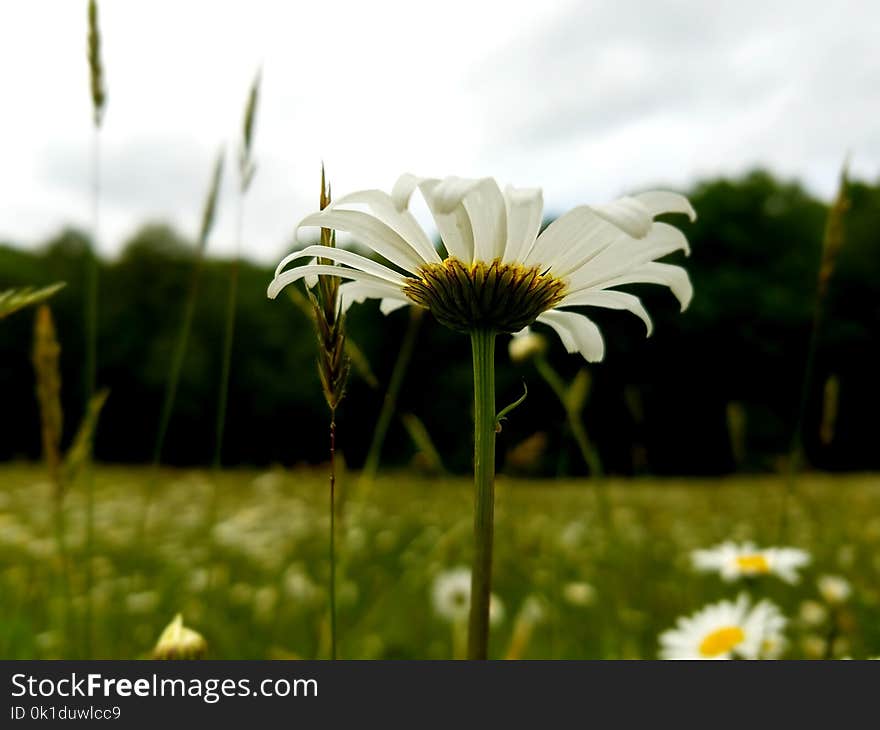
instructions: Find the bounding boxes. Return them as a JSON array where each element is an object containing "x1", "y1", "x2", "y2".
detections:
[
  {"x1": 537, "y1": 310, "x2": 605, "y2": 362},
  {"x1": 332, "y1": 189, "x2": 441, "y2": 264},
  {"x1": 268, "y1": 265, "x2": 400, "y2": 300},
  {"x1": 298, "y1": 209, "x2": 425, "y2": 273},
  {"x1": 458, "y1": 178, "x2": 507, "y2": 262},
  {"x1": 558, "y1": 290, "x2": 653, "y2": 336},
  {"x1": 395, "y1": 175, "x2": 476, "y2": 262},
  {"x1": 503, "y1": 186, "x2": 544, "y2": 263},
  {"x1": 528, "y1": 205, "x2": 622, "y2": 271},
  {"x1": 338, "y1": 280, "x2": 410, "y2": 313},
  {"x1": 380, "y1": 298, "x2": 410, "y2": 315},
  {"x1": 635, "y1": 191, "x2": 697, "y2": 222},
  {"x1": 599, "y1": 262, "x2": 693, "y2": 310},
  {"x1": 564, "y1": 222, "x2": 691, "y2": 290},
  {"x1": 588, "y1": 196, "x2": 653, "y2": 238},
  {"x1": 275, "y1": 245, "x2": 406, "y2": 286}
]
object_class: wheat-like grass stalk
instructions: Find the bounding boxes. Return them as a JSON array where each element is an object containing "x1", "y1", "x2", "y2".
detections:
[
  {"x1": 308, "y1": 166, "x2": 350, "y2": 659},
  {"x1": 83, "y1": 0, "x2": 107, "y2": 658},
  {"x1": 142, "y1": 150, "x2": 224, "y2": 538},
  {"x1": 33, "y1": 306, "x2": 64, "y2": 494},
  {"x1": 214, "y1": 69, "x2": 260, "y2": 470},
  {"x1": 32, "y1": 304, "x2": 75, "y2": 655},
  {"x1": 778, "y1": 162, "x2": 850, "y2": 539},
  {"x1": 152, "y1": 150, "x2": 224, "y2": 467}
]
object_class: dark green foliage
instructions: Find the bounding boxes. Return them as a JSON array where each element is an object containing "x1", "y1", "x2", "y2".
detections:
[{"x1": 1, "y1": 170, "x2": 879, "y2": 474}]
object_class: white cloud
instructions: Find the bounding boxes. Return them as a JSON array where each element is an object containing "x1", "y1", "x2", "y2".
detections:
[{"x1": 0, "y1": 0, "x2": 877, "y2": 263}]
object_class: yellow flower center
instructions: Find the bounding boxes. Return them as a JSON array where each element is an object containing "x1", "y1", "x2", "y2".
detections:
[
  {"x1": 699, "y1": 626, "x2": 745, "y2": 657},
  {"x1": 735, "y1": 554, "x2": 770, "y2": 574},
  {"x1": 402, "y1": 258, "x2": 567, "y2": 333}
]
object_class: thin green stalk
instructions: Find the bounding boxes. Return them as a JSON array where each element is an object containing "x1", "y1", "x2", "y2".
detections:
[
  {"x1": 360, "y1": 307, "x2": 423, "y2": 488},
  {"x1": 83, "y1": 84, "x2": 102, "y2": 662},
  {"x1": 214, "y1": 68, "x2": 259, "y2": 470},
  {"x1": 143, "y1": 152, "x2": 224, "y2": 538},
  {"x1": 534, "y1": 356, "x2": 610, "y2": 527},
  {"x1": 329, "y1": 413, "x2": 338, "y2": 660},
  {"x1": 468, "y1": 329, "x2": 496, "y2": 660},
  {"x1": 213, "y1": 198, "x2": 242, "y2": 469},
  {"x1": 778, "y1": 166, "x2": 849, "y2": 541},
  {"x1": 52, "y1": 496, "x2": 74, "y2": 656},
  {"x1": 534, "y1": 357, "x2": 602, "y2": 476}
]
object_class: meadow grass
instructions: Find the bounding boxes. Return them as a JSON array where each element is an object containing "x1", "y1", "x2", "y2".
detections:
[{"x1": 1, "y1": 465, "x2": 878, "y2": 660}]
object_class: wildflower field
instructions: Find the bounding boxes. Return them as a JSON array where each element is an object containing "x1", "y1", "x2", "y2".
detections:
[
  {"x1": 1, "y1": 464, "x2": 877, "y2": 660},
  {"x1": 3, "y1": 2, "x2": 880, "y2": 668}
]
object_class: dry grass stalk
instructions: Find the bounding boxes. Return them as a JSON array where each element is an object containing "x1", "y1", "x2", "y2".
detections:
[{"x1": 32, "y1": 306, "x2": 63, "y2": 494}]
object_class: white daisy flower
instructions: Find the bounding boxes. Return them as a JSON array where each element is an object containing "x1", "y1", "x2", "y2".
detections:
[
  {"x1": 659, "y1": 595, "x2": 786, "y2": 660},
  {"x1": 691, "y1": 541, "x2": 810, "y2": 584},
  {"x1": 268, "y1": 175, "x2": 695, "y2": 361},
  {"x1": 817, "y1": 574, "x2": 852, "y2": 604},
  {"x1": 508, "y1": 329, "x2": 547, "y2": 363},
  {"x1": 431, "y1": 567, "x2": 503, "y2": 625}
]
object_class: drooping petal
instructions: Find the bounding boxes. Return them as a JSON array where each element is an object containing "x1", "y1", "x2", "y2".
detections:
[
  {"x1": 557, "y1": 289, "x2": 653, "y2": 336},
  {"x1": 332, "y1": 189, "x2": 441, "y2": 264},
  {"x1": 275, "y1": 245, "x2": 406, "y2": 286},
  {"x1": 588, "y1": 196, "x2": 653, "y2": 238},
  {"x1": 595, "y1": 262, "x2": 693, "y2": 310},
  {"x1": 338, "y1": 280, "x2": 411, "y2": 313},
  {"x1": 380, "y1": 298, "x2": 410, "y2": 315},
  {"x1": 267, "y1": 264, "x2": 403, "y2": 300},
  {"x1": 635, "y1": 191, "x2": 697, "y2": 222},
  {"x1": 564, "y1": 222, "x2": 690, "y2": 289},
  {"x1": 502, "y1": 186, "x2": 544, "y2": 264},
  {"x1": 537, "y1": 310, "x2": 605, "y2": 362},
  {"x1": 392, "y1": 174, "x2": 475, "y2": 262},
  {"x1": 528, "y1": 205, "x2": 624, "y2": 273},
  {"x1": 297, "y1": 209, "x2": 426, "y2": 273}
]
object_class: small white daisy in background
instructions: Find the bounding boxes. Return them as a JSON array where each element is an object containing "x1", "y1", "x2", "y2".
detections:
[
  {"x1": 691, "y1": 541, "x2": 810, "y2": 584},
  {"x1": 563, "y1": 581, "x2": 597, "y2": 607},
  {"x1": 817, "y1": 574, "x2": 852, "y2": 604},
  {"x1": 659, "y1": 595, "x2": 786, "y2": 660},
  {"x1": 508, "y1": 329, "x2": 547, "y2": 363},
  {"x1": 432, "y1": 567, "x2": 503, "y2": 626},
  {"x1": 799, "y1": 599, "x2": 829, "y2": 627}
]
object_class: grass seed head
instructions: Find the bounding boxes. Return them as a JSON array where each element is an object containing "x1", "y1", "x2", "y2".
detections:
[
  {"x1": 311, "y1": 166, "x2": 350, "y2": 411},
  {"x1": 87, "y1": 0, "x2": 106, "y2": 127}
]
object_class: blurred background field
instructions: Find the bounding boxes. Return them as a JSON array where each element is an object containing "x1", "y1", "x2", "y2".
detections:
[
  {"x1": 1, "y1": 464, "x2": 878, "y2": 660},
  {"x1": 3, "y1": 0, "x2": 880, "y2": 662}
]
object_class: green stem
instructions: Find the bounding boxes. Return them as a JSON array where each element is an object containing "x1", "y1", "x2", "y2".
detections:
[
  {"x1": 468, "y1": 329, "x2": 496, "y2": 660},
  {"x1": 329, "y1": 413, "x2": 338, "y2": 660},
  {"x1": 360, "y1": 308, "x2": 423, "y2": 488},
  {"x1": 83, "y1": 122, "x2": 101, "y2": 658},
  {"x1": 213, "y1": 190, "x2": 245, "y2": 470}
]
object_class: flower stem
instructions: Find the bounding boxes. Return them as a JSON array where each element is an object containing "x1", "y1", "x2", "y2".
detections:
[{"x1": 468, "y1": 329, "x2": 496, "y2": 660}]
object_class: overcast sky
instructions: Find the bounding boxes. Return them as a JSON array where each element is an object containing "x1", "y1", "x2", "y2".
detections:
[{"x1": 1, "y1": 0, "x2": 878, "y2": 263}]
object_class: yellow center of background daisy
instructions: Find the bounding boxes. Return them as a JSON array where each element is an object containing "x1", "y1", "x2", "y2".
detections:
[
  {"x1": 735, "y1": 554, "x2": 770, "y2": 573},
  {"x1": 699, "y1": 626, "x2": 745, "y2": 657}
]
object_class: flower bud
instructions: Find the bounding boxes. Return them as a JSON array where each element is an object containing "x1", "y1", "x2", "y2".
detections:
[{"x1": 152, "y1": 614, "x2": 207, "y2": 659}]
